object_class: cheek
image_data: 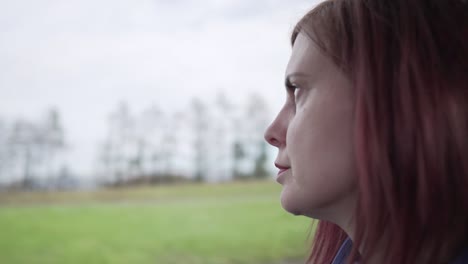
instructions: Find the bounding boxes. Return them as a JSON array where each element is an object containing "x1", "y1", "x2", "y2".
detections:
[{"x1": 283, "y1": 103, "x2": 357, "y2": 215}]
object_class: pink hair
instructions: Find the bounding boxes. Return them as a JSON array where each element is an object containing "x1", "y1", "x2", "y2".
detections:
[{"x1": 291, "y1": 0, "x2": 468, "y2": 263}]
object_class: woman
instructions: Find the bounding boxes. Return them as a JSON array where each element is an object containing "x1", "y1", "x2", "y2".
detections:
[{"x1": 264, "y1": 0, "x2": 468, "y2": 263}]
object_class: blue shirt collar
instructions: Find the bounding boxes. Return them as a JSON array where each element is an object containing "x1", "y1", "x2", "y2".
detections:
[
  {"x1": 331, "y1": 237, "x2": 468, "y2": 264},
  {"x1": 331, "y1": 237, "x2": 353, "y2": 264}
]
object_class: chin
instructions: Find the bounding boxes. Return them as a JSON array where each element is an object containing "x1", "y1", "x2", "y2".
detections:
[
  {"x1": 280, "y1": 188, "x2": 305, "y2": 216},
  {"x1": 279, "y1": 185, "x2": 334, "y2": 219},
  {"x1": 281, "y1": 202, "x2": 303, "y2": 216}
]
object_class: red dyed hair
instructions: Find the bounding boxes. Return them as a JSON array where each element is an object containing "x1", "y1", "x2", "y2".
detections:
[{"x1": 291, "y1": 0, "x2": 468, "y2": 263}]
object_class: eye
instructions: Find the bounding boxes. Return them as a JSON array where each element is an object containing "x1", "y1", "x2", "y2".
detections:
[{"x1": 286, "y1": 80, "x2": 300, "y2": 102}]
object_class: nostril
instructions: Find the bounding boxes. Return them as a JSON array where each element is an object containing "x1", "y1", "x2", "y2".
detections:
[{"x1": 266, "y1": 135, "x2": 280, "y2": 147}]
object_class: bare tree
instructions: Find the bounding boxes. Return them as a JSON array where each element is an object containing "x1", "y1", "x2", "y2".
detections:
[
  {"x1": 8, "y1": 120, "x2": 42, "y2": 188},
  {"x1": 40, "y1": 108, "x2": 65, "y2": 180},
  {"x1": 213, "y1": 92, "x2": 235, "y2": 181},
  {"x1": 244, "y1": 93, "x2": 271, "y2": 178},
  {"x1": 232, "y1": 140, "x2": 246, "y2": 179},
  {"x1": 0, "y1": 118, "x2": 9, "y2": 184},
  {"x1": 0, "y1": 119, "x2": 6, "y2": 179},
  {"x1": 139, "y1": 105, "x2": 165, "y2": 177},
  {"x1": 190, "y1": 98, "x2": 210, "y2": 182},
  {"x1": 253, "y1": 141, "x2": 269, "y2": 179},
  {"x1": 96, "y1": 139, "x2": 114, "y2": 184},
  {"x1": 106, "y1": 101, "x2": 135, "y2": 183}
]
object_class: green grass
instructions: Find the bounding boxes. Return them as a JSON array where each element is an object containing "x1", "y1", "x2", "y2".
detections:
[{"x1": 0, "y1": 181, "x2": 312, "y2": 264}]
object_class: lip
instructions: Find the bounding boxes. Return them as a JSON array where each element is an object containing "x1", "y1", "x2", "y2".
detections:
[
  {"x1": 275, "y1": 163, "x2": 290, "y2": 184},
  {"x1": 275, "y1": 163, "x2": 290, "y2": 170},
  {"x1": 276, "y1": 168, "x2": 289, "y2": 184}
]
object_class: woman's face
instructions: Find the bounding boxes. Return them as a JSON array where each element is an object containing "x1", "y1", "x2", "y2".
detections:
[{"x1": 264, "y1": 32, "x2": 358, "y2": 221}]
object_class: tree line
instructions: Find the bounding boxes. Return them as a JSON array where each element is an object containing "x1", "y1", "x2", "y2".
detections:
[
  {"x1": 0, "y1": 92, "x2": 273, "y2": 190},
  {"x1": 95, "y1": 92, "x2": 272, "y2": 187}
]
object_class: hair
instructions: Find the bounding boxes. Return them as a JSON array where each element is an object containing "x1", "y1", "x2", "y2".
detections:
[{"x1": 291, "y1": 0, "x2": 468, "y2": 263}]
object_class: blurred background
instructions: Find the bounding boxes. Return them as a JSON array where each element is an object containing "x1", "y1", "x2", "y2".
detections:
[{"x1": 0, "y1": 0, "x2": 321, "y2": 263}]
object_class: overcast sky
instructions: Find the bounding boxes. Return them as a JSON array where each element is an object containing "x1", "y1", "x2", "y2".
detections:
[{"x1": 0, "y1": 0, "x2": 322, "y2": 178}]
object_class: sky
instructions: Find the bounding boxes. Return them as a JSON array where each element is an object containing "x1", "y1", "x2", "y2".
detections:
[{"x1": 0, "y1": 0, "x2": 323, "y2": 178}]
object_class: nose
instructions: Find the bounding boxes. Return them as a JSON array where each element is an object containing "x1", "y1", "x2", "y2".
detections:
[{"x1": 264, "y1": 108, "x2": 287, "y2": 148}]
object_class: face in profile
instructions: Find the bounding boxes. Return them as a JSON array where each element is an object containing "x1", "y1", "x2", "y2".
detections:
[{"x1": 264, "y1": 32, "x2": 358, "y2": 222}]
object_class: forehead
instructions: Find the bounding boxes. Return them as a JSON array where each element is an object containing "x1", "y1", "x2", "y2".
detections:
[{"x1": 285, "y1": 33, "x2": 327, "y2": 78}]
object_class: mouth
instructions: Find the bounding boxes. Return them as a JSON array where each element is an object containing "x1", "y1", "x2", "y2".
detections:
[
  {"x1": 275, "y1": 163, "x2": 290, "y2": 182},
  {"x1": 277, "y1": 168, "x2": 289, "y2": 175}
]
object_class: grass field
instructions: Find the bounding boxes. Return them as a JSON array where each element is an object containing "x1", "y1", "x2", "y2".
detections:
[{"x1": 0, "y1": 181, "x2": 313, "y2": 264}]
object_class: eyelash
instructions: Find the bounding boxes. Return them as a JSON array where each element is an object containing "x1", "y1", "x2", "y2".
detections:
[
  {"x1": 286, "y1": 80, "x2": 299, "y2": 99},
  {"x1": 286, "y1": 78, "x2": 295, "y2": 89},
  {"x1": 286, "y1": 83, "x2": 296, "y2": 92}
]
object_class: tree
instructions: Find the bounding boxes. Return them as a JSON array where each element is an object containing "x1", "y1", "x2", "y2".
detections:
[
  {"x1": 253, "y1": 141, "x2": 269, "y2": 179},
  {"x1": 41, "y1": 108, "x2": 65, "y2": 179},
  {"x1": 243, "y1": 93, "x2": 271, "y2": 178},
  {"x1": 0, "y1": 118, "x2": 8, "y2": 182},
  {"x1": 213, "y1": 92, "x2": 235, "y2": 181},
  {"x1": 96, "y1": 140, "x2": 114, "y2": 184},
  {"x1": 232, "y1": 140, "x2": 246, "y2": 179},
  {"x1": 8, "y1": 120, "x2": 41, "y2": 188},
  {"x1": 139, "y1": 105, "x2": 165, "y2": 177},
  {"x1": 190, "y1": 98, "x2": 209, "y2": 182},
  {"x1": 106, "y1": 101, "x2": 135, "y2": 183}
]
